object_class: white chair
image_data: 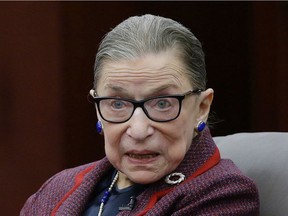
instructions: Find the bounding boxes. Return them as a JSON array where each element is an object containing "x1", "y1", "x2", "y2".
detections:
[{"x1": 214, "y1": 132, "x2": 288, "y2": 216}]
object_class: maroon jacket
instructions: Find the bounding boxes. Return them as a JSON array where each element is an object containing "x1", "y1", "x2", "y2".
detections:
[{"x1": 20, "y1": 128, "x2": 259, "y2": 215}]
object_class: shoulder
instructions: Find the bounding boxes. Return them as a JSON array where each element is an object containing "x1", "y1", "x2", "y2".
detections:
[
  {"x1": 20, "y1": 161, "x2": 101, "y2": 215},
  {"x1": 185, "y1": 159, "x2": 258, "y2": 195},
  {"x1": 36, "y1": 161, "x2": 98, "y2": 196},
  {"x1": 171, "y1": 159, "x2": 259, "y2": 215}
]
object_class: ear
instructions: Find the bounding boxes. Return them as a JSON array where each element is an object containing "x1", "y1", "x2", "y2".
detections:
[
  {"x1": 196, "y1": 88, "x2": 214, "y2": 122},
  {"x1": 89, "y1": 89, "x2": 96, "y2": 97},
  {"x1": 89, "y1": 89, "x2": 102, "y2": 120}
]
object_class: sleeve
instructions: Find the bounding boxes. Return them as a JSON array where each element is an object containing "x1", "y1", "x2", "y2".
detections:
[
  {"x1": 20, "y1": 162, "x2": 98, "y2": 216},
  {"x1": 20, "y1": 173, "x2": 62, "y2": 216},
  {"x1": 20, "y1": 167, "x2": 81, "y2": 216}
]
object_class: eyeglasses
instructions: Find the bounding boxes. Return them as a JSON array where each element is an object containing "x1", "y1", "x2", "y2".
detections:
[{"x1": 90, "y1": 89, "x2": 203, "y2": 123}]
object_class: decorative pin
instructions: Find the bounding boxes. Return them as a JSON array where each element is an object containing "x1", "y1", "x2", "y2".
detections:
[{"x1": 165, "y1": 172, "x2": 185, "y2": 185}]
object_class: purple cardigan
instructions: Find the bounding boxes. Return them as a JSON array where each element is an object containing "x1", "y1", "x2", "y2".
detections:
[{"x1": 20, "y1": 129, "x2": 259, "y2": 215}]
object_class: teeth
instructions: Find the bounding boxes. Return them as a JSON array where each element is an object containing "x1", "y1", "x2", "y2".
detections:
[{"x1": 128, "y1": 154, "x2": 157, "y2": 159}]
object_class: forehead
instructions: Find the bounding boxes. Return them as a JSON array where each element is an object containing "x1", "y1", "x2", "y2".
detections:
[{"x1": 97, "y1": 50, "x2": 192, "y2": 96}]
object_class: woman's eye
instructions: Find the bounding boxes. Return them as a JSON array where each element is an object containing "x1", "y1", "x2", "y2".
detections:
[
  {"x1": 155, "y1": 99, "x2": 171, "y2": 109},
  {"x1": 111, "y1": 100, "x2": 125, "y2": 109}
]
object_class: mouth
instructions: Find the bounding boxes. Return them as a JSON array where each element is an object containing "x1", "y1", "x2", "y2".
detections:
[{"x1": 127, "y1": 153, "x2": 159, "y2": 159}]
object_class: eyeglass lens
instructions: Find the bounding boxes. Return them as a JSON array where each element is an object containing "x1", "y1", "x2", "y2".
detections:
[{"x1": 99, "y1": 97, "x2": 180, "y2": 123}]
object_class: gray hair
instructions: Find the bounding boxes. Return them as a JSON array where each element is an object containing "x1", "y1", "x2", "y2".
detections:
[{"x1": 93, "y1": 14, "x2": 207, "y2": 90}]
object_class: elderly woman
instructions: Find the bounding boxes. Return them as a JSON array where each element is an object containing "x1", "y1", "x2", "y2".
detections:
[{"x1": 21, "y1": 14, "x2": 259, "y2": 215}]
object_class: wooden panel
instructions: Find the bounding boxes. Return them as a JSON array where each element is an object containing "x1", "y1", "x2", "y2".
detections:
[
  {"x1": 251, "y1": 2, "x2": 288, "y2": 131},
  {"x1": 0, "y1": 2, "x2": 63, "y2": 215}
]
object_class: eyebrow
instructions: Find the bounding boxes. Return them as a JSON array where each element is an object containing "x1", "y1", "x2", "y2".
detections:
[
  {"x1": 148, "y1": 84, "x2": 178, "y2": 94},
  {"x1": 104, "y1": 84, "x2": 127, "y2": 93}
]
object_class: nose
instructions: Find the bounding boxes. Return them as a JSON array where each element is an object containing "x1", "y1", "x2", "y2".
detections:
[{"x1": 126, "y1": 107, "x2": 154, "y2": 141}]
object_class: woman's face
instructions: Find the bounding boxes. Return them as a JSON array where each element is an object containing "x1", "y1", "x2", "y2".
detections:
[{"x1": 96, "y1": 49, "x2": 213, "y2": 185}]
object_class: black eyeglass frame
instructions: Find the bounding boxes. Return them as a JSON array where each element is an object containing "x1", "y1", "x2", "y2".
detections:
[{"x1": 91, "y1": 89, "x2": 203, "y2": 123}]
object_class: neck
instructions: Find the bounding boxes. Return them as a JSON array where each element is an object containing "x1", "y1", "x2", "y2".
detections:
[{"x1": 117, "y1": 171, "x2": 134, "y2": 189}]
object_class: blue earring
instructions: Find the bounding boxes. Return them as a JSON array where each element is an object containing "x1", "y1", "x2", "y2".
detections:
[
  {"x1": 96, "y1": 121, "x2": 103, "y2": 134},
  {"x1": 196, "y1": 121, "x2": 206, "y2": 133}
]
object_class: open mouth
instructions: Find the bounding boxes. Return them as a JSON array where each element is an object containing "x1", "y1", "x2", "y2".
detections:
[{"x1": 127, "y1": 153, "x2": 159, "y2": 159}]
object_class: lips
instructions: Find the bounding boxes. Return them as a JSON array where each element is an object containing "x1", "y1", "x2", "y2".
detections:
[
  {"x1": 125, "y1": 150, "x2": 160, "y2": 161},
  {"x1": 128, "y1": 153, "x2": 159, "y2": 159}
]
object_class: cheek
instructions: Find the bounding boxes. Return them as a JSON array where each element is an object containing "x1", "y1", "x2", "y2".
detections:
[
  {"x1": 102, "y1": 125, "x2": 125, "y2": 164},
  {"x1": 179, "y1": 107, "x2": 198, "y2": 141},
  {"x1": 104, "y1": 139, "x2": 124, "y2": 171},
  {"x1": 165, "y1": 144, "x2": 187, "y2": 166},
  {"x1": 167, "y1": 116, "x2": 195, "y2": 148},
  {"x1": 103, "y1": 123, "x2": 126, "y2": 144},
  {"x1": 160, "y1": 123, "x2": 193, "y2": 165}
]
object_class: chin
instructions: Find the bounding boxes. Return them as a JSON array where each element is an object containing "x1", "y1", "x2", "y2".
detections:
[{"x1": 127, "y1": 171, "x2": 164, "y2": 185}]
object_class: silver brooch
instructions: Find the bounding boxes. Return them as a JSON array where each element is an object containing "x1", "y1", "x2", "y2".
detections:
[{"x1": 165, "y1": 172, "x2": 185, "y2": 185}]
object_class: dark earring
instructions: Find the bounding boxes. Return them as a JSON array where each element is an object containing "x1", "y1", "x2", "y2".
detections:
[
  {"x1": 96, "y1": 121, "x2": 103, "y2": 134},
  {"x1": 196, "y1": 121, "x2": 206, "y2": 133}
]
